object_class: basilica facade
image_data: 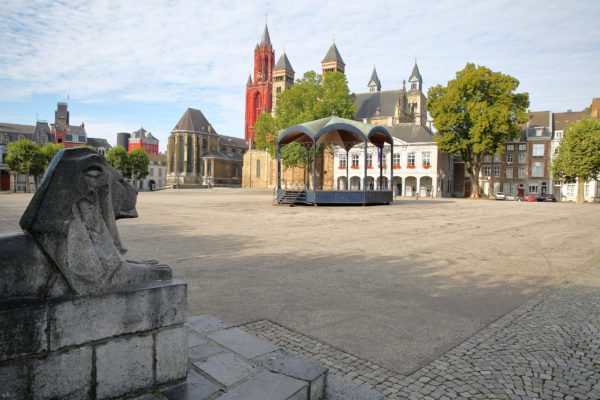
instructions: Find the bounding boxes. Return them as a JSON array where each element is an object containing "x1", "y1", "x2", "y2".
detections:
[{"x1": 166, "y1": 108, "x2": 248, "y2": 188}]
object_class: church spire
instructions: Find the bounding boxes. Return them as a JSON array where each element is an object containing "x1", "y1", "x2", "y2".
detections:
[
  {"x1": 260, "y1": 23, "x2": 272, "y2": 47},
  {"x1": 368, "y1": 66, "x2": 381, "y2": 92},
  {"x1": 321, "y1": 41, "x2": 345, "y2": 75}
]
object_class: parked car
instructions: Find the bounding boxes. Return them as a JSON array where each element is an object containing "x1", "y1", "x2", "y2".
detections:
[
  {"x1": 495, "y1": 192, "x2": 506, "y2": 200},
  {"x1": 538, "y1": 193, "x2": 556, "y2": 202},
  {"x1": 524, "y1": 193, "x2": 537, "y2": 202}
]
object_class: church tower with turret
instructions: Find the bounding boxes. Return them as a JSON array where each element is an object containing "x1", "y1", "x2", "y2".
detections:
[
  {"x1": 245, "y1": 24, "x2": 275, "y2": 141},
  {"x1": 321, "y1": 42, "x2": 345, "y2": 75},
  {"x1": 272, "y1": 52, "x2": 295, "y2": 114},
  {"x1": 406, "y1": 62, "x2": 428, "y2": 125}
]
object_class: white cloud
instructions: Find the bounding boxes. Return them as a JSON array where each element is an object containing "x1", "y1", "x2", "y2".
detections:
[{"x1": 1, "y1": 0, "x2": 599, "y2": 138}]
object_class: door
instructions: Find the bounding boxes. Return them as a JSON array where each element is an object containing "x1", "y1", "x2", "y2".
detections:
[
  {"x1": 464, "y1": 181, "x2": 471, "y2": 197},
  {"x1": 0, "y1": 170, "x2": 9, "y2": 191}
]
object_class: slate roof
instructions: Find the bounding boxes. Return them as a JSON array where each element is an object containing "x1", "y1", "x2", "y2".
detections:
[
  {"x1": 322, "y1": 42, "x2": 344, "y2": 64},
  {"x1": 368, "y1": 67, "x2": 381, "y2": 90},
  {"x1": 553, "y1": 111, "x2": 589, "y2": 131},
  {"x1": 274, "y1": 52, "x2": 294, "y2": 72},
  {"x1": 67, "y1": 125, "x2": 87, "y2": 136},
  {"x1": 387, "y1": 123, "x2": 436, "y2": 144},
  {"x1": 201, "y1": 150, "x2": 243, "y2": 162},
  {"x1": 0, "y1": 122, "x2": 35, "y2": 136},
  {"x1": 354, "y1": 90, "x2": 402, "y2": 119},
  {"x1": 87, "y1": 137, "x2": 111, "y2": 149},
  {"x1": 527, "y1": 111, "x2": 551, "y2": 137},
  {"x1": 260, "y1": 24, "x2": 272, "y2": 47},
  {"x1": 219, "y1": 135, "x2": 248, "y2": 149},
  {"x1": 173, "y1": 108, "x2": 216, "y2": 134}
]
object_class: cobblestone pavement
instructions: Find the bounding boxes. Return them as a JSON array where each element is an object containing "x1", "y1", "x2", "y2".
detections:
[{"x1": 243, "y1": 256, "x2": 600, "y2": 400}]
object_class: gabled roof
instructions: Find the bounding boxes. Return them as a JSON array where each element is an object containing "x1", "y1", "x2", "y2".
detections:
[
  {"x1": 553, "y1": 111, "x2": 589, "y2": 131},
  {"x1": 173, "y1": 108, "x2": 216, "y2": 134},
  {"x1": 388, "y1": 123, "x2": 436, "y2": 144},
  {"x1": 354, "y1": 89, "x2": 402, "y2": 119},
  {"x1": 274, "y1": 52, "x2": 294, "y2": 72},
  {"x1": 322, "y1": 42, "x2": 344, "y2": 64},
  {"x1": 0, "y1": 122, "x2": 35, "y2": 136},
  {"x1": 368, "y1": 67, "x2": 381, "y2": 91},
  {"x1": 260, "y1": 24, "x2": 271, "y2": 47}
]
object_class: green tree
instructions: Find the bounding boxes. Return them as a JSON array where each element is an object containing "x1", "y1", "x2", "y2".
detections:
[
  {"x1": 106, "y1": 145, "x2": 132, "y2": 179},
  {"x1": 40, "y1": 143, "x2": 65, "y2": 169},
  {"x1": 6, "y1": 139, "x2": 45, "y2": 192},
  {"x1": 552, "y1": 118, "x2": 600, "y2": 204},
  {"x1": 129, "y1": 147, "x2": 150, "y2": 186},
  {"x1": 254, "y1": 70, "x2": 356, "y2": 168},
  {"x1": 427, "y1": 63, "x2": 529, "y2": 198}
]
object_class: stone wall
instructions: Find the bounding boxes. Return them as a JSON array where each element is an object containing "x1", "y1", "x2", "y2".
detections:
[{"x1": 0, "y1": 280, "x2": 188, "y2": 399}]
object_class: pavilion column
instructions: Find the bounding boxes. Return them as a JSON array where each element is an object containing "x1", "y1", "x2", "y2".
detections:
[
  {"x1": 277, "y1": 144, "x2": 281, "y2": 191},
  {"x1": 203, "y1": 159, "x2": 208, "y2": 185},
  {"x1": 211, "y1": 160, "x2": 215, "y2": 183},
  {"x1": 346, "y1": 149, "x2": 349, "y2": 190},
  {"x1": 390, "y1": 144, "x2": 394, "y2": 193},
  {"x1": 305, "y1": 148, "x2": 310, "y2": 189},
  {"x1": 379, "y1": 146, "x2": 383, "y2": 191},
  {"x1": 312, "y1": 141, "x2": 317, "y2": 191},
  {"x1": 363, "y1": 140, "x2": 368, "y2": 196}
]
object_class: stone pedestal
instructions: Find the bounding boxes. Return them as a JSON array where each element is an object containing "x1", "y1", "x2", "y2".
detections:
[{"x1": 0, "y1": 280, "x2": 187, "y2": 400}]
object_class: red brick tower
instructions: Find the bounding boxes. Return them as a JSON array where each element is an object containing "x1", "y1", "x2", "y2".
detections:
[{"x1": 245, "y1": 24, "x2": 274, "y2": 141}]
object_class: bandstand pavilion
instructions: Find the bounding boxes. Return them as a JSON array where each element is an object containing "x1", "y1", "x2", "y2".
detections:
[{"x1": 276, "y1": 116, "x2": 394, "y2": 205}]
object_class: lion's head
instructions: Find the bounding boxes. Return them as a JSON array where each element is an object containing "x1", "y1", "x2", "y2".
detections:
[{"x1": 20, "y1": 147, "x2": 142, "y2": 295}]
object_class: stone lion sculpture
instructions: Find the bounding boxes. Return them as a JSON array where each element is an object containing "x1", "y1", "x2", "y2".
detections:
[{"x1": 0, "y1": 147, "x2": 171, "y2": 300}]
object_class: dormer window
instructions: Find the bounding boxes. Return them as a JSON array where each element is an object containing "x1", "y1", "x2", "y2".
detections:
[{"x1": 535, "y1": 128, "x2": 543, "y2": 137}]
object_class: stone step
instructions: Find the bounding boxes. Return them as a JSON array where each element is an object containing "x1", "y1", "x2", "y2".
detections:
[{"x1": 139, "y1": 315, "x2": 328, "y2": 400}]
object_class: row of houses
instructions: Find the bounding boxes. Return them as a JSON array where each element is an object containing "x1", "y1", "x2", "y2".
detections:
[{"x1": 0, "y1": 103, "x2": 111, "y2": 192}]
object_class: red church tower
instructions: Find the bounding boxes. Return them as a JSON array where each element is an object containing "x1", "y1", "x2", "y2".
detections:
[{"x1": 244, "y1": 24, "x2": 274, "y2": 141}]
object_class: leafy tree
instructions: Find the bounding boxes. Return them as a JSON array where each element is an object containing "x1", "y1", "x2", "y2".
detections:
[
  {"x1": 40, "y1": 143, "x2": 65, "y2": 169},
  {"x1": 254, "y1": 70, "x2": 356, "y2": 168},
  {"x1": 106, "y1": 145, "x2": 132, "y2": 179},
  {"x1": 129, "y1": 147, "x2": 150, "y2": 186},
  {"x1": 552, "y1": 118, "x2": 600, "y2": 204},
  {"x1": 427, "y1": 63, "x2": 529, "y2": 198},
  {"x1": 6, "y1": 139, "x2": 45, "y2": 192}
]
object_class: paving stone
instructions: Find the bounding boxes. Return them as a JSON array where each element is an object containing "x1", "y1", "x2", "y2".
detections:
[
  {"x1": 215, "y1": 371, "x2": 307, "y2": 400},
  {"x1": 193, "y1": 352, "x2": 257, "y2": 388},
  {"x1": 162, "y1": 369, "x2": 220, "y2": 400},
  {"x1": 326, "y1": 373, "x2": 385, "y2": 400},
  {"x1": 188, "y1": 343, "x2": 224, "y2": 360},
  {"x1": 188, "y1": 332, "x2": 207, "y2": 347},
  {"x1": 187, "y1": 315, "x2": 232, "y2": 334},
  {"x1": 262, "y1": 352, "x2": 328, "y2": 400},
  {"x1": 208, "y1": 327, "x2": 279, "y2": 359}
]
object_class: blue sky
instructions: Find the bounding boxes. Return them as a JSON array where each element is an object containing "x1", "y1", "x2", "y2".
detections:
[{"x1": 1, "y1": 0, "x2": 599, "y2": 152}]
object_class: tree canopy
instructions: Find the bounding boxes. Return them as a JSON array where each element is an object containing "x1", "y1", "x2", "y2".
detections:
[
  {"x1": 129, "y1": 147, "x2": 150, "y2": 184},
  {"x1": 40, "y1": 143, "x2": 65, "y2": 169},
  {"x1": 6, "y1": 139, "x2": 45, "y2": 192},
  {"x1": 427, "y1": 63, "x2": 529, "y2": 198},
  {"x1": 253, "y1": 70, "x2": 357, "y2": 167},
  {"x1": 106, "y1": 145, "x2": 132, "y2": 178},
  {"x1": 552, "y1": 118, "x2": 600, "y2": 203}
]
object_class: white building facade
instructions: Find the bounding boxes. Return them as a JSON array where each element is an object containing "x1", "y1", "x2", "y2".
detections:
[{"x1": 332, "y1": 124, "x2": 453, "y2": 197}]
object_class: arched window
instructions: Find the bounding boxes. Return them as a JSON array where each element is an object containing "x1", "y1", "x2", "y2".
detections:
[{"x1": 178, "y1": 139, "x2": 184, "y2": 172}]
